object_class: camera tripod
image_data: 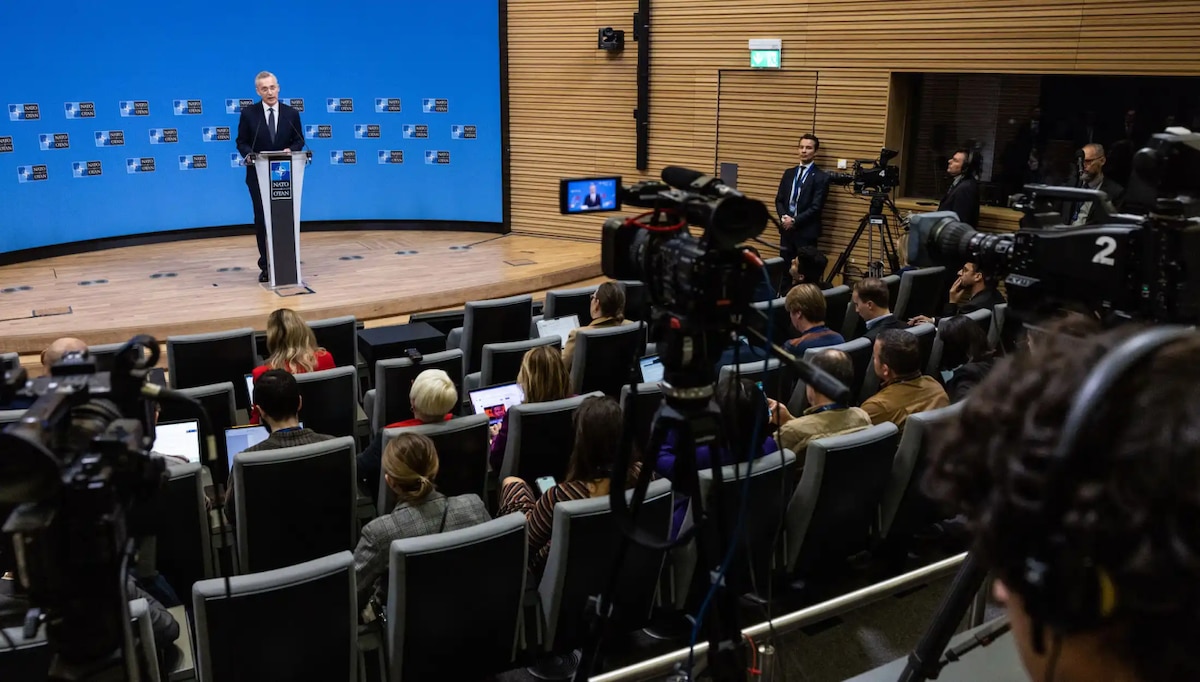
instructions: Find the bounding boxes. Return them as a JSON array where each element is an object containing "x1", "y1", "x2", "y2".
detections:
[
  {"x1": 827, "y1": 193, "x2": 905, "y2": 285},
  {"x1": 896, "y1": 552, "x2": 1008, "y2": 681},
  {"x1": 572, "y1": 315, "x2": 854, "y2": 681}
]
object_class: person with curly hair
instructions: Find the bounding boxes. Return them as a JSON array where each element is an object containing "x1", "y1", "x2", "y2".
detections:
[{"x1": 924, "y1": 325, "x2": 1200, "y2": 682}]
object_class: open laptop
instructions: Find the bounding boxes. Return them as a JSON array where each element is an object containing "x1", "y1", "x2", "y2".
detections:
[
  {"x1": 535, "y1": 314, "x2": 579, "y2": 350},
  {"x1": 223, "y1": 422, "x2": 304, "y2": 473},
  {"x1": 639, "y1": 355, "x2": 664, "y2": 383},
  {"x1": 244, "y1": 373, "x2": 256, "y2": 404},
  {"x1": 152, "y1": 419, "x2": 201, "y2": 463},
  {"x1": 468, "y1": 382, "x2": 526, "y2": 426}
]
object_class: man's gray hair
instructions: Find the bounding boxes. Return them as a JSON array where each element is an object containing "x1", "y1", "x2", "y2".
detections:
[
  {"x1": 1083, "y1": 142, "x2": 1106, "y2": 158},
  {"x1": 254, "y1": 71, "x2": 276, "y2": 84}
]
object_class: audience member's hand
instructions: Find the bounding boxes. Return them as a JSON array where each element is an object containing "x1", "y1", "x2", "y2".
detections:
[
  {"x1": 766, "y1": 398, "x2": 793, "y2": 425},
  {"x1": 909, "y1": 315, "x2": 934, "y2": 326},
  {"x1": 488, "y1": 423, "x2": 501, "y2": 441},
  {"x1": 501, "y1": 476, "x2": 524, "y2": 489},
  {"x1": 949, "y1": 277, "x2": 971, "y2": 304},
  {"x1": 781, "y1": 215, "x2": 795, "y2": 230},
  {"x1": 789, "y1": 257, "x2": 801, "y2": 282}
]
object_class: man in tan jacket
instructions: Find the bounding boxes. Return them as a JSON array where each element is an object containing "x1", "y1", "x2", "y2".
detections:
[
  {"x1": 767, "y1": 348, "x2": 872, "y2": 455},
  {"x1": 562, "y1": 280, "x2": 634, "y2": 370},
  {"x1": 861, "y1": 329, "x2": 949, "y2": 431}
]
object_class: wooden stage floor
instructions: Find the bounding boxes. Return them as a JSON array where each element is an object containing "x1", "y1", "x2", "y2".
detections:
[{"x1": 0, "y1": 231, "x2": 601, "y2": 354}]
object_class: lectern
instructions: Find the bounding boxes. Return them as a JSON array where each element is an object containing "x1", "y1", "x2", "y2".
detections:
[{"x1": 251, "y1": 150, "x2": 312, "y2": 289}]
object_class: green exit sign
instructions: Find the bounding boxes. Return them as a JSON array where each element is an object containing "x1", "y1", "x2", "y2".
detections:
[{"x1": 750, "y1": 49, "x2": 780, "y2": 69}]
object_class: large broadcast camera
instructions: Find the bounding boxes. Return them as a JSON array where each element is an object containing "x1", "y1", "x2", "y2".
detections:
[
  {"x1": 908, "y1": 129, "x2": 1200, "y2": 325},
  {"x1": 564, "y1": 168, "x2": 771, "y2": 394},
  {"x1": 0, "y1": 338, "x2": 212, "y2": 679},
  {"x1": 559, "y1": 168, "x2": 850, "y2": 681},
  {"x1": 829, "y1": 147, "x2": 902, "y2": 195}
]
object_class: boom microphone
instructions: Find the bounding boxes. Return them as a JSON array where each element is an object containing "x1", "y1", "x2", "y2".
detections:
[{"x1": 662, "y1": 166, "x2": 745, "y2": 198}]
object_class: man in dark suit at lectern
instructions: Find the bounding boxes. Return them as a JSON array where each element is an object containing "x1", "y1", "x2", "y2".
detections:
[
  {"x1": 775, "y1": 134, "x2": 831, "y2": 279},
  {"x1": 236, "y1": 71, "x2": 304, "y2": 283}
]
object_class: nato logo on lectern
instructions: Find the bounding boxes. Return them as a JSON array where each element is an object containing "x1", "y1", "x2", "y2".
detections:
[
  {"x1": 9, "y1": 104, "x2": 40, "y2": 121},
  {"x1": 17, "y1": 165, "x2": 49, "y2": 182},
  {"x1": 202, "y1": 127, "x2": 231, "y2": 142},
  {"x1": 126, "y1": 157, "x2": 156, "y2": 173},
  {"x1": 64, "y1": 102, "x2": 96, "y2": 119},
  {"x1": 174, "y1": 99, "x2": 203, "y2": 115},
  {"x1": 72, "y1": 161, "x2": 103, "y2": 178},
  {"x1": 270, "y1": 160, "x2": 292, "y2": 199},
  {"x1": 96, "y1": 131, "x2": 126, "y2": 147},
  {"x1": 330, "y1": 150, "x2": 357, "y2": 165},
  {"x1": 375, "y1": 98, "x2": 402, "y2": 113},
  {"x1": 119, "y1": 100, "x2": 150, "y2": 117},
  {"x1": 326, "y1": 98, "x2": 354, "y2": 113},
  {"x1": 39, "y1": 133, "x2": 70, "y2": 150},
  {"x1": 305, "y1": 125, "x2": 332, "y2": 139}
]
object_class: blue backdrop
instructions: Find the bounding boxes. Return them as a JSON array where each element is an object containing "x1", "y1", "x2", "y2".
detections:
[{"x1": 0, "y1": 0, "x2": 503, "y2": 254}]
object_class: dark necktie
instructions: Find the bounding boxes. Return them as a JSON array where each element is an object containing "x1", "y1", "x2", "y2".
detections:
[
  {"x1": 791, "y1": 165, "x2": 808, "y2": 211},
  {"x1": 268, "y1": 107, "x2": 277, "y2": 142}
]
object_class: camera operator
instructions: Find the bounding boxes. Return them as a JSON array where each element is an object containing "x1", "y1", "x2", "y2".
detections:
[
  {"x1": 1065, "y1": 143, "x2": 1125, "y2": 226},
  {"x1": 938, "y1": 149, "x2": 981, "y2": 228},
  {"x1": 775, "y1": 134, "x2": 831, "y2": 267},
  {"x1": 925, "y1": 326, "x2": 1200, "y2": 682}
]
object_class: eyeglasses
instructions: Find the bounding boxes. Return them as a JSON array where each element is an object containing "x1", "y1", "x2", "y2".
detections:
[{"x1": 1083, "y1": 156, "x2": 1105, "y2": 164}]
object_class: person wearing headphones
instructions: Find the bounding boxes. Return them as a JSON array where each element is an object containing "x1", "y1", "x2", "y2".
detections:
[
  {"x1": 939, "y1": 148, "x2": 981, "y2": 228},
  {"x1": 925, "y1": 324, "x2": 1200, "y2": 682}
]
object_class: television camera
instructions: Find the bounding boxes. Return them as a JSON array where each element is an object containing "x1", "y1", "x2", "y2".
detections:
[
  {"x1": 828, "y1": 146, "x2": 901, "y2": 195},
  {"x1": 0, "y1": 337, "x2": 216, "y2": 680},
  {"x1": 907, "y1": 129, "x2": 1200, "y2": 325}
]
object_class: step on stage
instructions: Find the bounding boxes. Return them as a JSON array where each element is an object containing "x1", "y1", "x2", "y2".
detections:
[{"x1": 0, "y1": 231, "x2": 601, "y2": 353}]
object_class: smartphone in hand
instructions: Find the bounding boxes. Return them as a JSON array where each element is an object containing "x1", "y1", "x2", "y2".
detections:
[{"x1": 535, "y1": 476, "x2": 557, "y2": 495}]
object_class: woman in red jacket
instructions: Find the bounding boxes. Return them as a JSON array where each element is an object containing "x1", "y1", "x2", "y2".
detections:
[{"x1": 249, "y1": 308, "x2": 335, "y2": 423}]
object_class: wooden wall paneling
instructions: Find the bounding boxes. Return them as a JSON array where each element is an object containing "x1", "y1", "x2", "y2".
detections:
[
  {"x1": 715, "y1": 69, "x2": 819, "y2": 255},
  {"x1": 506, "y1": 0, "x2": 1200, "y2": 271}
]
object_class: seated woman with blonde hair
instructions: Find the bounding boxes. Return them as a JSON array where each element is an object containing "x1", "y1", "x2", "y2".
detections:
[
  {"x1": 488, "y1": 344, "x2": 571, "y2": 472},
  {"x1": 250, "y1": 307, "x2": 335, "y2": 423},
  {"x1": 358, "y1": 368, "x2": 458, "y2": 501},
  {"x1": 353, "y1": 433, "x2": 490, "y2": 606}
]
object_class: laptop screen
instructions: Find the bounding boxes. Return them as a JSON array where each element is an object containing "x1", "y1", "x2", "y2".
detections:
[
  {"x1": 153, "y1": 419, "x2": 201, "y2": 463},
  {"x1": 244, "y1": 373, "x2": 256, "y2": 404},
  {"x1": 225, "y1": 425, "x2": 269, "y2": 472},
  {"x1": 639, "y1": 355, "x2": 664, "y2": 383},
  {"x1": 535, "y1": 314, "x2": 579, "y2": 350},
  {"x1": 224, "y1": 423, "x2": 304, "y2": 472},
  {"x1": 468, "y1": 383, "x2": 526, "y2": 426}
]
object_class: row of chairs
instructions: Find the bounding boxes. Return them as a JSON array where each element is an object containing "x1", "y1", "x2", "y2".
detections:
[{"x1": 185, "y1": 481, "x2": 674, "y2": 682}]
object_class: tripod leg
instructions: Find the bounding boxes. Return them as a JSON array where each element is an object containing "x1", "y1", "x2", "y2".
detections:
[{"x1": 828, "y1": 215, "x2": 872, "y2": 285}]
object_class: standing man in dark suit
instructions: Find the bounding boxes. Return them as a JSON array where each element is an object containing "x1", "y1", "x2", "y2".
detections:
[
  {"x1": 236, "y1": 71, "x2": 304, "y2": 283},
  {"x1": 775, "y1": 133, "x2": 831, "y2": 270},
  {"x1": 938, "y1": 149, "x2": 981, "y2": 228}
]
